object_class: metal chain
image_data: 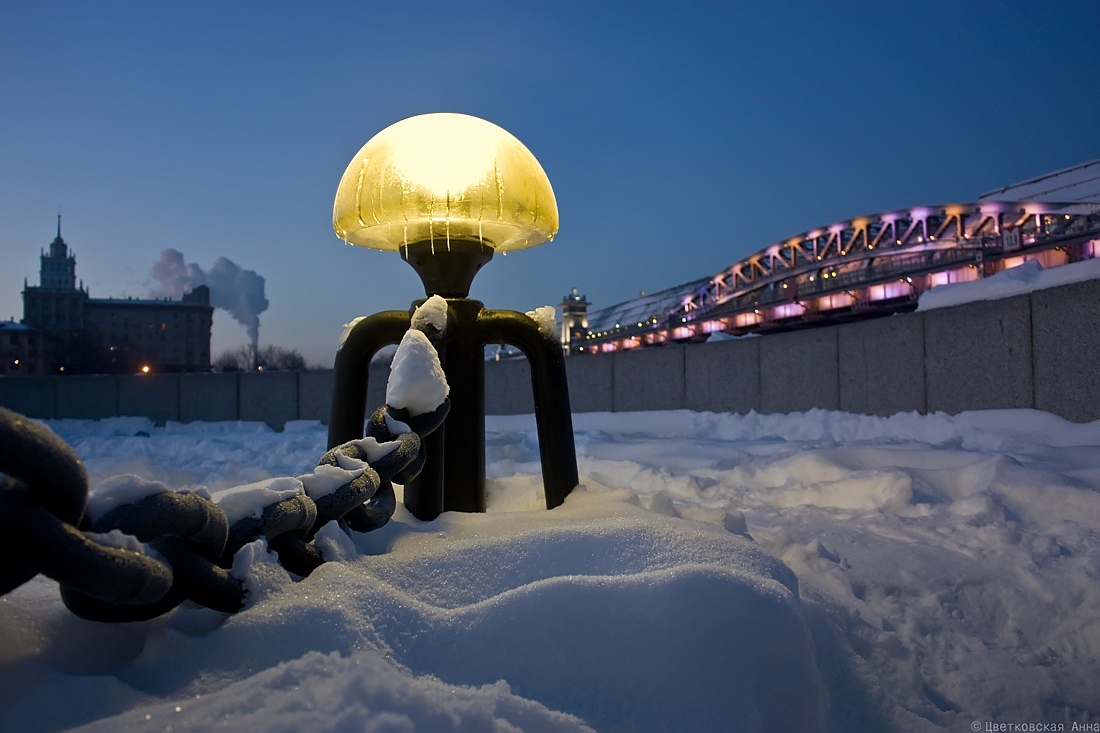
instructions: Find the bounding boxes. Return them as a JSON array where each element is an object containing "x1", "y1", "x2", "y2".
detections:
[{"x1": 0, "y1": 400, "x2": 448, "y2": 622}]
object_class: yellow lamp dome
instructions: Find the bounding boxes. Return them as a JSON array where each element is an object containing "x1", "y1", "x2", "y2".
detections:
[{"x1": 333, "y1": 113, "x2": 558, "y2": 252}]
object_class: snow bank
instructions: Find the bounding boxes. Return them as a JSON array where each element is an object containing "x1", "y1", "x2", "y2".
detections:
[
  {"x1": 0, "y1": 490, "x2": 826, "y2": 733},
  {"x1": 5, "y1": 408, "x2": 1100, "y2": 731},
  {"x1": 76, "y1": 649, "x2": 595, "y2": 733}
]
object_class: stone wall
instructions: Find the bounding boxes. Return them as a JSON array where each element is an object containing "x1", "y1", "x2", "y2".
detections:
[{"x1": 3, "y1": 278, "x2": 1099, "y2": 427}]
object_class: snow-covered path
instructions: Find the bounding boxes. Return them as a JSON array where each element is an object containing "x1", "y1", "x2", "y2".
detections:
[{"x1": 1, "y1": 409, "x2": 1098, "y2": 731}]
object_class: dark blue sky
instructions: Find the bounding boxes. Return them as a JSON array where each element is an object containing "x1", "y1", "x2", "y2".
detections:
[{"x1": 2, "y1": 1, "x2": 1098, "y2": 365}]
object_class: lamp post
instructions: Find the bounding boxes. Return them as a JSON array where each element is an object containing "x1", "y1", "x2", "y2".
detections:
[{"x1": 328, "y1": 113, "x2": 578, "y2": 522}]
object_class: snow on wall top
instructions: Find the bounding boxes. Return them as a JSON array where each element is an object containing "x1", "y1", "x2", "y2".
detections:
[
  {"x1": 979, "y1": 157, "x2": 1100, "y2": 204},
  {"x1": 917, "y1": 257, "x2": 1100, "y2": 311},
  {"x1": 585, "y1": 276, "x2": 713, "y2": 335}
]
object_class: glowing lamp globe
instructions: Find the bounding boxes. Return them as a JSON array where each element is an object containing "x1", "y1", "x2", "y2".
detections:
[
  {"x1": 328, "y1": 113, "x2": 578, "y2": 519},
  {"x1": 333, "y1": 113, "x2": 558, "y2": 253}
]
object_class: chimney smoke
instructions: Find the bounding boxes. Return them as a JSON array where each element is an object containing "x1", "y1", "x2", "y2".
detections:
[{"x1": 149, "y1": 249, "x2": 269, "y2": 351}]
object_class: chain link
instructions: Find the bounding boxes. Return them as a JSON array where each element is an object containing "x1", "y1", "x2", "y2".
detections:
[{"x1": 0, "y1": 399, "x2": 447, "y2": 622}]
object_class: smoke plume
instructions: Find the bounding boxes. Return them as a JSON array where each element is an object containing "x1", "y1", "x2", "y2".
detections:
[{"x1": 149, "y1": 249, "x2": 269, "y2": 348}]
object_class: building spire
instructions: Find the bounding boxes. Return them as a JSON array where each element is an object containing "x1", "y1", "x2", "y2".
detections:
[{"x1": 48, "y1": 209, "x2": 68, "y2": 258}]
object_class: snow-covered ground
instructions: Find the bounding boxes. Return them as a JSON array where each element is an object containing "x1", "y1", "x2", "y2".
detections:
[{"x1": 2, "y1": 409, "x2": 1099, "y2": 732}]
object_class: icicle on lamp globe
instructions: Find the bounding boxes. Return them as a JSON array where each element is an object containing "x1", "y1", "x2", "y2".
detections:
[{"x1": 333, "y1": 112, "x2": 559, "y2": 255}]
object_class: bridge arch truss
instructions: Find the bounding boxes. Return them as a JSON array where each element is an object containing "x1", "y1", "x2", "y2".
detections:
[{"x1": 579, "y1": 201, "x2": 1100, "y2": 353}]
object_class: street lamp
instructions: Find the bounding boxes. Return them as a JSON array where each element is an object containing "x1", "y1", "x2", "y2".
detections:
[{"x1": 329, "y1": 113, "x2": 578, "y2": 521}]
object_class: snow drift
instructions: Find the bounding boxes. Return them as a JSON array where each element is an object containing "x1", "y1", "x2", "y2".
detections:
[{"x1": 2, "y1": 408, "x2": 1099, "y2": 731}]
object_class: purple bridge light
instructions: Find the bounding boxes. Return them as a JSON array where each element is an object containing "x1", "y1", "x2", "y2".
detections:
[{"x1": 577, "y1": 201, "x2": 1100, "y2": 353}]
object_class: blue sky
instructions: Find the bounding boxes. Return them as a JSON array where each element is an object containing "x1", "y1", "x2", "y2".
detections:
[{"x1": 2, "y1": 1, "x2": 1098, "y2": 366}]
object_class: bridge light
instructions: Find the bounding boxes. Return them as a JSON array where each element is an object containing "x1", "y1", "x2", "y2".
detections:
[{"x1": 896, "y1": 239, "x2": 901, "y2": 245}]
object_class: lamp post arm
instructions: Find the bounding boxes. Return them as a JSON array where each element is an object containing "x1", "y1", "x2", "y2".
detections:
[
  {"x1": 328, "y1": 310, "x2": 410, "y2": 450},
  {"x1": 477, "y1": 310, "x2": 579, "y2": 509}
]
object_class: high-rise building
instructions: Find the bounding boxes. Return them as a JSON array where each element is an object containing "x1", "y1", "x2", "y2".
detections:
[{"x1": 20, "y1": 219, "x2": 214, "y2": 374}]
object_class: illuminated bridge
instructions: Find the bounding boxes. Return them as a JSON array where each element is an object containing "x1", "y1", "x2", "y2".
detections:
[{"x1": 572, "y1": 199, "x2": 1100, "y2": 354}]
